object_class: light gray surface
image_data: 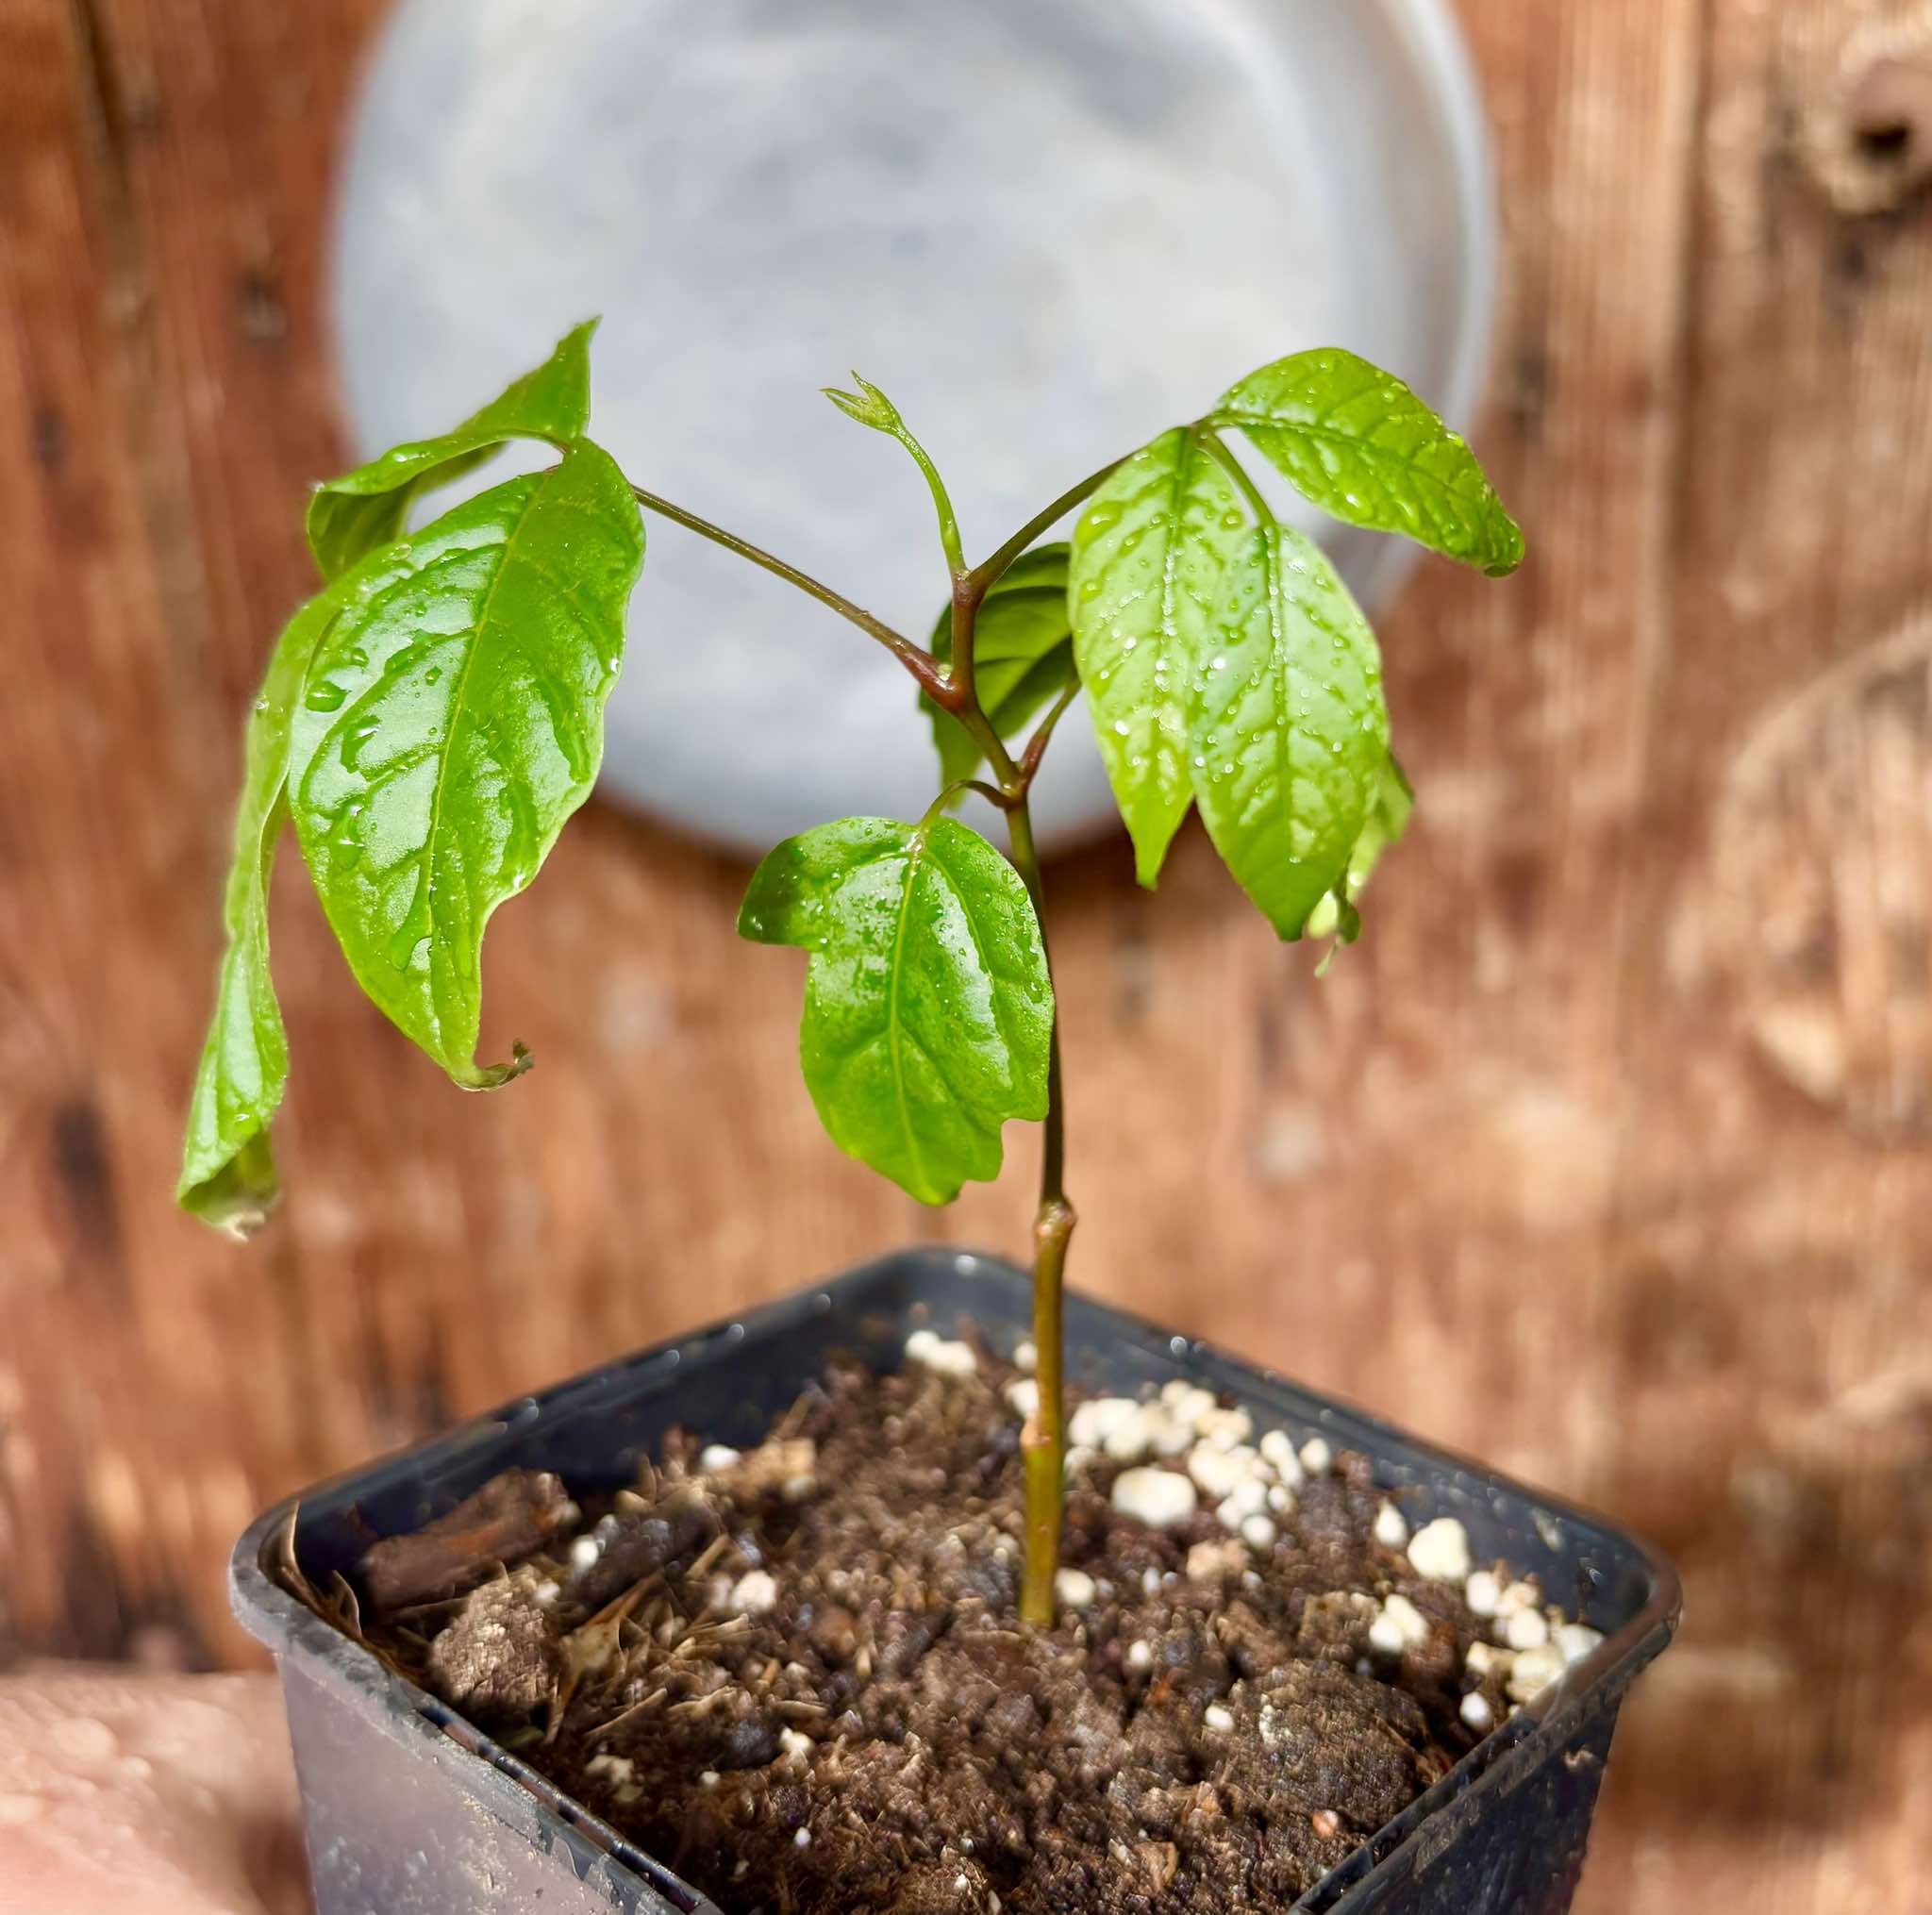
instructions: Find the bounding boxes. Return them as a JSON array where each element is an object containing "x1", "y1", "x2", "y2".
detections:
[{"x1": 333, "y1": 0, "x2": 1494, "y2": 855}]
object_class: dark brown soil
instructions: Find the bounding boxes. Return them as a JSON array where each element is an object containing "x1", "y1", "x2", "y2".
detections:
[{"x1": 344, "y1": 1347, "x2": 1507, "y2": 1915}]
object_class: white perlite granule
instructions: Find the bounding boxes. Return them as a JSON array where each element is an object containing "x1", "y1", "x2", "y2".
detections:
[
  {"x1": 1506, "y1": 1643, "x2": 1566, "y2": 1704},
  {"x1": 1407, "y1": 1517, "x2": 1473, "y2": 1583},
  {"x1": 1069, "y1": 1397, "x2": 1139, "y2": 1448},
  {"x1": 1503, "y1": 1607, "x2": 1549, "y2": 1652},
  {"x1": 904, "y1": 1329, "x2": 977, "y2": 1378},
  {"x1": 1111, "y1": 1467, "x2": 1198, "y2": 1530},
  {"x1": 1054, "y1": 1568, "x2": 1097, "y2": 1609},
  {"x1": 1465, "y1": 1569, "x2": 1503, "y2": 1617},
  {"x1": 731, "y1": 1570, "x2": 779, "y2": 1614}
]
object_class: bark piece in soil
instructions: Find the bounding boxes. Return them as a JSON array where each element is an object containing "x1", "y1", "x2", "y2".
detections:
[{"x1": 356, "y1": 1469, "x2": 572, "y2": 1611}]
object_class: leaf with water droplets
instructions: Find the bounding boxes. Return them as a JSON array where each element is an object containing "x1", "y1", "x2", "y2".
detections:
[
  {"x1": 1306, "y1": 750, "x2": 1414, "y2": 941},
  {"x1": 739, "y1": 817, "x2": 1052, "y2": 1205},
  {"x1": 923, "y1": 544, "x2": 1077, "y2": 791},
  {"x1": 306, "y1": 320, "x2": 600, "y2": 580},
  {"x1": 1191, "y1": 522, "x2": 1390, "y2": 939},
  {"x1": 177, "y1": 580, "x2": 360, "y2": 1236},
  {"x1": 1068, "y1": 429, "x2": 1242, "y2": 885},
  {"x1": 290, "y1": 441, "x2": 644, "y2": 1087},
  {"x1": 1213, "y1": 348, "x2": 1523, "y2": 575}
]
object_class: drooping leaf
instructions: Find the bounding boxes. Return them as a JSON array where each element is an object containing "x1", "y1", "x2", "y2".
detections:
[
  {"x1": 1213, "y1": 348, "x2": 1523, "y2": 575},
  {"x1": 1305, "y1": 750, "x2": 1414, "y2": 941},
  {"x1": 177, "y1": 580, "x2": 358, "y2": 1236},
  {"x1": 290, "y1": 440, "x2": 644, "y2": 1087},
  {"x1": 738, "y1": 816, "x2": 1052, "y2": 1205},
  {"x1": 306, "y1": 319, "x2": 599, "y2": 580},
  {"x1": 923, "y1": 543, "x2": 1077, "y2": 791},
  {"x1": 1069, "y1": 428, "x2": 1244, "y2": 885},
  {"x1": 1191, "y1": 521, "x2": 1390, "y2": 940}
]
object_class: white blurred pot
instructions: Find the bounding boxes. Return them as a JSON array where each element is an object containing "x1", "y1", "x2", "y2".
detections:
[{"x1": 332, "y1": 0, "x2": 1496, "y2": 858}]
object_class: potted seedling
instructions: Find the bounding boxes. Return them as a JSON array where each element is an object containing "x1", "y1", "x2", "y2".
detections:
[{"x1": 185, "y1": 324, "x2": 1676, "y2": 1914}]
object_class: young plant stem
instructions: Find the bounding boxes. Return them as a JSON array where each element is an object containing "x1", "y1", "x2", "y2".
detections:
[
  {"x1": 639, "y1": 450, "x2": 1108, "y2": 1629},
  {"x1": 891, "y1": 425, "x2": 967, "y2": 579},
  {"x1": 627, "y1": 483, "x2": 947, "y2": 701},
  {"x1": 1194, "y1": 424, "x2": 1274, "y2": 523},
  {"x1": 942, "y1": 558, "x2": 1077, "y2": 1628},
  {"x1": 968, "y1": 456, "x2": 1126, "y2": 598},
  {"x1": 1007, "y1": 793, "x2": 1074, "y2": 1627}
]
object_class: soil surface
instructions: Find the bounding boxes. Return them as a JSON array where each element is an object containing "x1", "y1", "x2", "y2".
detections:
[{"x1": 342, "y1": 1346, "x2": 1517, "y2": 1915}]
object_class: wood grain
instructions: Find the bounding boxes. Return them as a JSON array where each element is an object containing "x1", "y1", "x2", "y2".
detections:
[{"x1": 2, "y1": 1, "x2": 1929, "y2": 1907}]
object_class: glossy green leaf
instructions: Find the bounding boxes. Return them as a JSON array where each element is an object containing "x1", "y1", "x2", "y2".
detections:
[
  {"x1": 1069, "y1": 428, "x2": 1243, "y2": 886},
  {"x1": 1305, "y1": 750, "x2": 1414, "y2": 941},
  {"x1": 177, "y1": 580, "x2": 358, "y2": 1236},
  {"x1": 290, "y1": 440, "x2": 644, "y2": 1087},
  {"x1": 306, "y1": 320, "x2": 599, "y2": 580},
  {"x1": 1191, "y1": 521, "x2": 1390, "y2": 940},
  {"x1": 738, "y1": 816, "x2": 1052, "y2": 1205},
  {"x1": 923, "y1": 543, "x2": 1077, "y2": 790},
  {"x1": 1213, "y1": 348, "x2": 1523, "y2": 575}
]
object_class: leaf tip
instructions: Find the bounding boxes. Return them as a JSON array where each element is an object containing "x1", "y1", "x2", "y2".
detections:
[
  {"x1": 821, "y1": 375, "x2": 900, "y2": 433},
  {"x1": 458, "y1": 1040, "x2": 535, "y2": 1091},
  {"x1": 1483, "y1": 522, "x2": 1526, "y2": 577},
  {"x1": 176, "y1": 1133, "x2": 282, "y2": 1242}
]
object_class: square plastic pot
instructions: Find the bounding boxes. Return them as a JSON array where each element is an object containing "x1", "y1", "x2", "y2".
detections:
[{"x1": 231, "y1": 1248, "x2": 1679, "y2": 1915}]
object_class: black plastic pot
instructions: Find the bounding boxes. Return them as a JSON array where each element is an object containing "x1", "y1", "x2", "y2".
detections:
[{"x1": 232, "y1": 1248, "x2": 1678, "y2": 1915}]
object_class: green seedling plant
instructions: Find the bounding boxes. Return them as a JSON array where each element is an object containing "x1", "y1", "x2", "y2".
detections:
[{"x1": 178, "y1": 321, "x2": 1520, "y2": 1626}]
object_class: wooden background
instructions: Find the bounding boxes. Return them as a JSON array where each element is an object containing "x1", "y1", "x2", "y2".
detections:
[{"x1": 4, "y1": 2, "x2": 1932, "y2": 1907}]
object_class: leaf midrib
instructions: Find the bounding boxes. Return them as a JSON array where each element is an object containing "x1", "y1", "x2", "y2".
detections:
[
  {"x1": 1262, "y1": 527, "x2": 1298, "y2": 894},
  {"x1": 886, "y1": 828, "x2": 933, "y2": 1199},
  {"x1": 415, "y1": 473, "x2": 546, "y2": 1047}
]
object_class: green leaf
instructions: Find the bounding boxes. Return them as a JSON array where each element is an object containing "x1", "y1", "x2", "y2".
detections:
[
  {"x1": 821, "y1": 371, "x2": 906, "y2": 436},
  {"x1": 1191, "y1": 521, "x2": 1391, "y2": 940},
  {"x1": 1213, "y1": 348, "x2": 1523, "y2": 575},
  {"x1": 1305, "y1": 750, "x2": 1414, "y2": 941},
  {"x1": 307, "y1": 319, "x2": 600, "y2": 580},
  {"x1": 290, "y1": 440, "x2": 644, "y2": 1087},
  {"x1": 177, "y1": 581, "x2": 357, "y2": 1236},
  {"x1": 923, "y1": 543, "x2": 1077, "y2": 790},
  {"x1": 1069, "y1": 428, "x2": 1244, "y2": 886},
  {"x1": 739, "y1": 816, "x2": 1053, "y2": 1205}
]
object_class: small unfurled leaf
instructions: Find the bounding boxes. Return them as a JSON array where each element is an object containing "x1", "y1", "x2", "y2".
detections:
[
  {"x1": 1191, "y1": 522, "x2": 1390, "y2": 940},
  {"x1": 739, "y1": 817, "x2": 1052, "y2": 1205},
  {"x1": 1069, "y1": 429, "x2": 1243, "y2": 886},
  {"x1": 290, "y1": 440, "x2": 644, "y2": 1087},
  {"x1": 1306, "y1": 751, "x2": 1414, "y2": 941},
  {"x1": 923, "y1": 544, "x2": 1077, "y2": 790},
  {"x1": 1213, "y1": 348, "x2": 1523, "y2": 575},
  {"x1": 177, "y1": 581, "x2": 357, "y2": 1235},
  {"x1": 307, "y1": 320, "x2": 599, "y2": 580}
]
